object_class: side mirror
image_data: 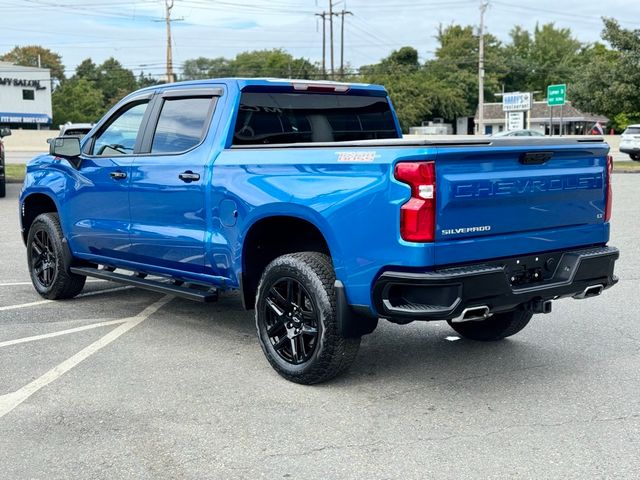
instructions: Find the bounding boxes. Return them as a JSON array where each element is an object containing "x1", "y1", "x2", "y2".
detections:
[
  {"x1": 0, "y1": 127, "x2": 11, "y2": 138},
  {"x1": 49, "y1": 136, "x2": 81, "y2": 159}
]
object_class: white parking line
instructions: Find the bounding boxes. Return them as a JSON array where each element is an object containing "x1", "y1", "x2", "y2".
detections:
[
  {"x1": 0, "y1": 286, "x2": 133, "y2": 311},
  {"x1": 0, "y1": 318, "x2": 128, "y2": 348},
  {"x1": 0, "y1": 299, "x2": 52, "y2": 311},
  {"x1": 0, "y1": 295, "x2": 173, "y2": 419}
]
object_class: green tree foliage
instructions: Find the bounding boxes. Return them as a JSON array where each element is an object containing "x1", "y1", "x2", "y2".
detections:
[
  {"x1": 503, "y1": 23, "x2": 582, "y2": 94},
  {"x1": 182, "y1": 57, "x2": 234, "y2": 79},
  {"x1": 72, "y1": 57, "x2": 140, "y2": 109},
  {"x1": 0, "y1": 45, "x2": 65, "y2": 81},
  {"x1": 181, "y1": 49, "x2": 319, "y2": 80},
  {"x1": 52, "y1": 78, "x2": 104, "y2": 126},
  {"x1": 359, "y1": 47, "x2": 466, "y2": 131},
  {"x1": 137, "y1": 71, "x2": 161, "y2": 89},
  {"x1": 570, "y1": 43, "x2": 621, "y2": 117},
  {"x1": 570, "y1": 20, "x2": 640, "y2": 129},
  {"x1": 427, "y1": 25, "x2": 507, "y2": 116},
  {"x1": 94, "y1": 57, "x2": 138, "y2": 108}
]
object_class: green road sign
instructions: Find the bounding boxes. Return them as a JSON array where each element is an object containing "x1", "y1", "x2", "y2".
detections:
[{"x1": 547, "y1": 84, "x2": 566, "y2": 106}]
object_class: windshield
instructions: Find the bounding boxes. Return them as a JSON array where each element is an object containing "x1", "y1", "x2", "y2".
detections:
[{"x1": 624, "y1": 127, "x2": 640, "y2": 135}]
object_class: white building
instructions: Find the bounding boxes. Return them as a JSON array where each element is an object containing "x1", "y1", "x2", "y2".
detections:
[{"x1": 0, "y1": 62, "x2": 52, "y2": 129}]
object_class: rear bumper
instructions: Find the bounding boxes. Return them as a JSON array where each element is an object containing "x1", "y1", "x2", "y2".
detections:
[{"x1": 372, "y1": 246, "x2": 619, "y2": 322}]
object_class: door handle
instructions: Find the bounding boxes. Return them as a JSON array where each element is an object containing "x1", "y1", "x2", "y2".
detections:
[
  {"x1": 110, "y1": 170, "x2": 127, "y2": 180},
  {"x1": 179, "y1": 171, "x2": 200, "y2": 182}
]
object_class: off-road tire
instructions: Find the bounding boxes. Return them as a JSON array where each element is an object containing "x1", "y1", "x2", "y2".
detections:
[
  {"x1": 27, "y1": 213, "x2": 86, "y2": 299},
  {"x1": 447, "y1": 309, "x2": 533, "y2": 341},
  {"x1": 255, "y1": 252, "x2": 361, "y2": 384}
]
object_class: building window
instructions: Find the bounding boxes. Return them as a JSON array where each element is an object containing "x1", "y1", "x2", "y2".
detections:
[{"x1": 23, "y1": 89, "x2": 35, "y2": 100}]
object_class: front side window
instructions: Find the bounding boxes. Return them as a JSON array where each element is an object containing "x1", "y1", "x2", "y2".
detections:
[
  {"x1": 150, "y1": 97, "x2": 214, "y2": 154},
  {"x1": 92, "y1": 101, "x2": 149, "y2": 156}
]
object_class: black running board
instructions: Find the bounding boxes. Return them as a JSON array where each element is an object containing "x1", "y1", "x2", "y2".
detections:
[{"x1": 70, "y1": 267, "x2": 219, "y2": 302}]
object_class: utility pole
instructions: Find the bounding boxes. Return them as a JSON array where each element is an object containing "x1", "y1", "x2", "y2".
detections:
[
  {"x1": 339, "y1": 9, "x2": 353, "y2": 79},
  {"x1": 165, "y1": 0, "x2": 175, "y2": 83},
  {"x1": 329, "y1": 1, "x2": 334, "y2": 79},
  {"x1": 315, "y1": 11, "x2": 327, "y2": 78},
  {"x1": 477, "y1": 0, "x2": 489, "y2": 135}
]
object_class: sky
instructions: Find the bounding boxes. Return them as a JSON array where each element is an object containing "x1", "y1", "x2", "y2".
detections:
[{"x1": 0, "y1": 0, "x2": 638, "y2": 79}]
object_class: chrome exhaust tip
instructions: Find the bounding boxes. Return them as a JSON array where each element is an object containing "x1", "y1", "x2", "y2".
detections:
[
  {"x1": 573, "y1": 284, "x2": 604, "y2": 300},
  {"x1": 451, "y1": 305, "x2": 492, "y2": 323}
]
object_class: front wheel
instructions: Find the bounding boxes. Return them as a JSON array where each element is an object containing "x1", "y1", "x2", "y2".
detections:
[
  {"x1": 447, "y1": 309, "x2": 533, "y2": 341},
  {"x1": 27, "y1": 213, "x2": 86, "y2": 299},
  {"x1": 255, "y1": 252, "x2": 360, "y2": 384},
  {"x1": 630, "y1": 153, "x2": 640, "y2": 161}
]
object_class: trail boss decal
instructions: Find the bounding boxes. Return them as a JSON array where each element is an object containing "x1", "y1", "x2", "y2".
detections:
[{"x1": 336, "y1": 151, "x2": 378, "y2": 162}]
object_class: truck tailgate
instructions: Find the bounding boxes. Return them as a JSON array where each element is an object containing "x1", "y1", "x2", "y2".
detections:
[{"x1": 434, "y1": 142, "x2": 610, "y2": 263}]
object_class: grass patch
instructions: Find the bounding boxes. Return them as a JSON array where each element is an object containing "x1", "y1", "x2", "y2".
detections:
[
  {"x1": 613, "y1": 161, "x2": 640, "y2": 172},
  {"x1": 5, "y1": 163, "x2": 26, "y2": 183}
]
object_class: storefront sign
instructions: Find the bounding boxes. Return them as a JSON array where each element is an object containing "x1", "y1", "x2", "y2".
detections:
[
  {"x1": 502, "y1": 92, "x2": 531, "y2": 112},
  {"x1": 0, "y1": 112, "x2": 51, "y2": 124},
  {"x1": 0, "y1": 78, "x2": 47, "y2": 90},
  {"x1": 507, "y1": 111, "x2": 525, "y2": 131}
]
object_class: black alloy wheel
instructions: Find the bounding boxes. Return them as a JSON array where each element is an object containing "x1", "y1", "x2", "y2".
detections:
[
  {"x1": 27, "y1": 213, "x2": 86, "y2": 299},
  {"x1": 31, "y1": 228, "x2": 57, "y2": 289},
  {"x1": 263, "y1": 277, "x2": 319, "y2": 365},
  {"x1": 255, "y1": 252, "x2": 361, "y2": 384}
]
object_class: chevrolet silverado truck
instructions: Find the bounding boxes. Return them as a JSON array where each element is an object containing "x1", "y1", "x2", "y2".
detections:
[{"x1": 20, "y1": 79, "x2": 619, "y2": 384}]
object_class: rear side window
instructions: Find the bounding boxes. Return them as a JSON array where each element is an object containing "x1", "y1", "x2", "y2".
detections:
[
  {"x1": 151, "y1": 97, "x2": 214, "y2": 154},
  {"x1": 233, "y1": 92, "x2": 398, "y2": 145}
]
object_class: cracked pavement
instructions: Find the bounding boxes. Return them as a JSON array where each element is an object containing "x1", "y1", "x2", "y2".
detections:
[{"x1": 1, "y1": 177, "x2": 639, "y2": 479}]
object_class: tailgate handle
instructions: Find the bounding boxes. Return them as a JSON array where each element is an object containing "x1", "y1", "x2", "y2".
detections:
[{"x1": 520, "y1": 151, "x2": 553, "y2": 165}]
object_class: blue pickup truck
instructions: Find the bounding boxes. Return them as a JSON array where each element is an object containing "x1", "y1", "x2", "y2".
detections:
[{"x1": 20, "y1": 78, "x2": 619, "y2": 384}]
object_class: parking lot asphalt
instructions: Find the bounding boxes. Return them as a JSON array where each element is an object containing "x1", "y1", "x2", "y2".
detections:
[{"x1": 1, "y1": 179, "x2": 639, "y2": 479}]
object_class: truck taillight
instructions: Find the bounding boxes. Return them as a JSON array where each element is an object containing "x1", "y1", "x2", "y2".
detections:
[
  {"x1": 395, "y1": 161, "x2": 436, "y2": 242},
  {"x1": 605, "y1": 154, "x2": 613, "y2": 222}
]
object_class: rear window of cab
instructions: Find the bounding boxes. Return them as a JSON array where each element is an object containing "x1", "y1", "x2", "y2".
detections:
[{"x1": 233, "y1": 92, "x2": 399, "y2": 145}]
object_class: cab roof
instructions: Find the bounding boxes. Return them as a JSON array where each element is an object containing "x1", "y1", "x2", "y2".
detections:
[{"x1": 137, "y1": 77, "x2": 387, "y2": 96}]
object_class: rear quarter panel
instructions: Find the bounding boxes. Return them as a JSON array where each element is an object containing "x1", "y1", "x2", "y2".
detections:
[{"x1": 212, "y1": 146, "x2": 435, "y2": 306}]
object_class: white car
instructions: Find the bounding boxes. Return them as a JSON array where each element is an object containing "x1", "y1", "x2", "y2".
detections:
[
  {"x1": 620, "y1": 124, "x2": 640, "y2": 161},
  {"x1": 59, "y1": 122, "x2": 94, "y2": 139},
  {"x1": 491, "y1": 129, "x2": 545, "y2": 137}
]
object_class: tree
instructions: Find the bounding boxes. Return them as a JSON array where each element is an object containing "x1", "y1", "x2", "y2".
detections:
[
  {"x1": 426, "y1": 24, "x2": 507, "y2": 116},
  {"x1": 52, "y1": 78, "x2": 104, "y2": 126},
  {"x1": 570, "y1": 19, "x2": 640, "y2": 129},
  {"x1": 359, "y1": 47, "x2": 467, "y2": 131},
  {"x1": 182, "y1": 57, "x2": 233, "y2": 80},
  {"x1": 73, "y1": 58, "x2": 99, "y2": 81},
  {"x1": 137, "y1": 71, "x2": 162, "y2": 89},
  {"x1": 95, "y1": 57, "x2": 138, "y2": 108},
  {"x1": 181, "y1": 49, "x2": 320, "y2": 81},
  {"x1": 233, "y1": 49, "x2": 319, "y2": 78},
  {"x1": 571, "y1": 43, "x2": 620, "y2": 116},
  {"x1": 0, "y1": 45, "x2": 65, "y2": 81}
]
